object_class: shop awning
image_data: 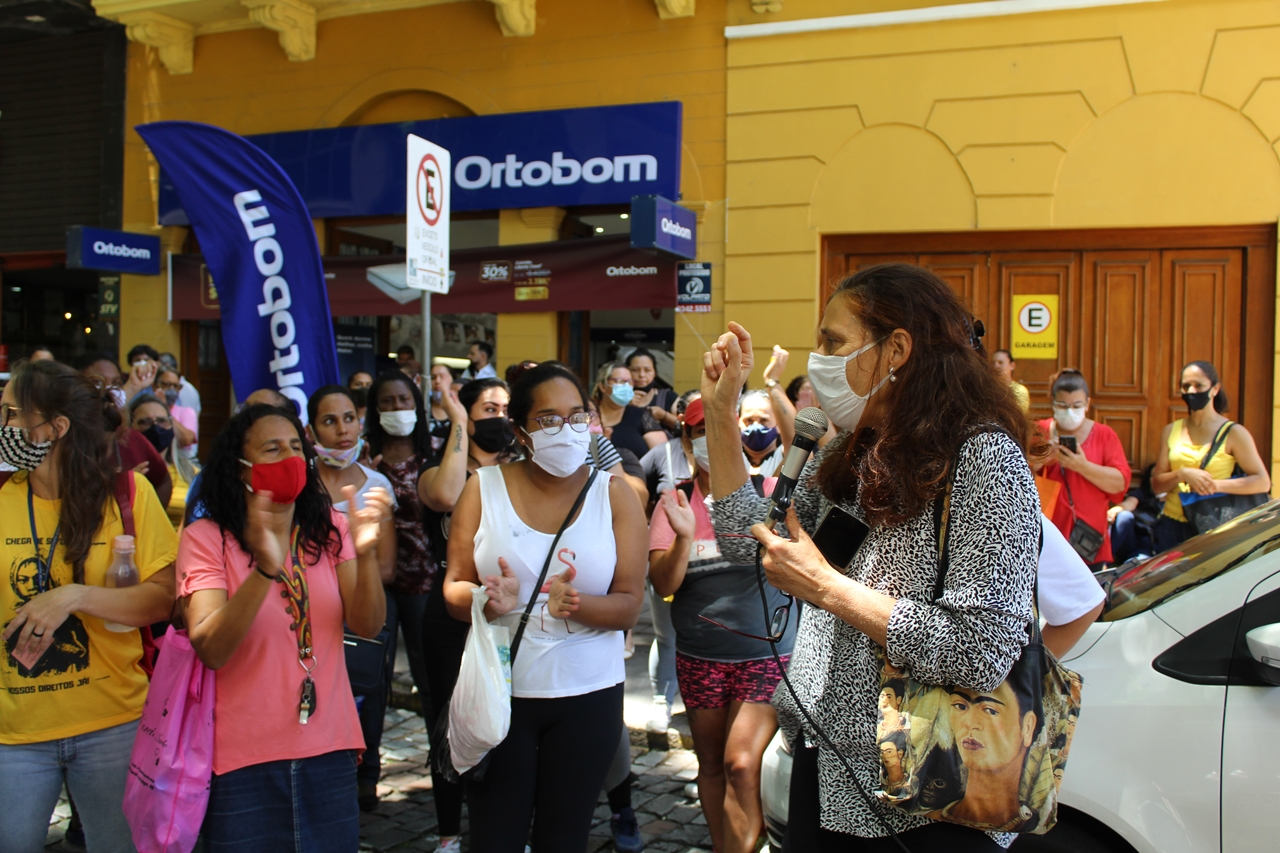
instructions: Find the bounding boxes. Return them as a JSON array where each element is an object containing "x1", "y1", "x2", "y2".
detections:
[{"x1": 169, "y1": 236, "x2": 675, "y2": 320}]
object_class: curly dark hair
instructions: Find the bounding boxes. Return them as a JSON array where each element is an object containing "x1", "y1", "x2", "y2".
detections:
[
  {"x1": 508, "y1": 361, "x2": 589, "y2": 428},
  {"x1": 364, "y1": 370, "x2": 431, "y2": 461},
  {"x1": 816, "y1": 264, "x2": 1040, "y2": 527},
  {"x1": 199, "y1": 403, "x2": 339, "y2": 566},
  {"x1": 8, "y1": 359, "x2": 121, "y2": 583}
]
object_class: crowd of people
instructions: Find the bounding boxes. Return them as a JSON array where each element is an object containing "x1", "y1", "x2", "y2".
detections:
[{"x1": 0, "y1": 264, "x2": 1272, "y2": 853}]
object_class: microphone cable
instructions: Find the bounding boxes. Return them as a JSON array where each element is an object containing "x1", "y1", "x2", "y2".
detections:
[{"x1": 755, "y1": 542, "x2": 914, "y2": 853}]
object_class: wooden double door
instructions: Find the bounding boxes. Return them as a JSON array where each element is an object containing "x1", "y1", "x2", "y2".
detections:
[{"x1": 823, "y1": 227, "x2": 1276, "y2": 471}]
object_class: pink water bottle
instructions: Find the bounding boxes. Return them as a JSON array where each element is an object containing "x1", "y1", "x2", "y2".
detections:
[{"x1": 103, "y1": 535, "x2": 139, "y2": 632}]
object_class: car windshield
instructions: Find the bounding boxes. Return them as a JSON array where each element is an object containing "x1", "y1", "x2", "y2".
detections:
[{"x1": 1102, "y1": 500, "x2": 1280, "y2": 621}]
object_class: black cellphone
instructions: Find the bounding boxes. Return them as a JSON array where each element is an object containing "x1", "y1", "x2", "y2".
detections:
[
  {"x1": 675, "y1": 479, "x2": 695, "y2": 501},
  {"x1": 811, "y1": 505, "x2": 870, "y2": 570},
  {"x1": 1059, "y1": 436, "x2": 1078, "y2": 454}
]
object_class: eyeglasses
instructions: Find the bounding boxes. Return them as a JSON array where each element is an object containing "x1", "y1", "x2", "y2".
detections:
[
  {"x1": 133, "y1": 415, "x2": 172, "y2": 430},
  {"x1": 1051, "y1": 402, "x2": 1087, "y2": 412},
  {"x1": 154, "y1": 380, "x2": 181, "y2": 392},
  {"x1": 0, "y1": 403, "x2": 20, "y2": 427},
  {"x1": 604, "y1": 377, "x2": 631, "y2": 386},
  {"x1": 530, "y1": 412, "x2": 592, "y2": 435}
]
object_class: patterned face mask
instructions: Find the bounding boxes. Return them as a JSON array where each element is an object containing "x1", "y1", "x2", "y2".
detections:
[{"x1": 0, "y1": 424, "x2": 53, "y2": 471}]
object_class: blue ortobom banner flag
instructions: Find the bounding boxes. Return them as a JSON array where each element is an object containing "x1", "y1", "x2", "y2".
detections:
[{"x1": 137, "y1": 121, "x2": 339, "y2": 422}]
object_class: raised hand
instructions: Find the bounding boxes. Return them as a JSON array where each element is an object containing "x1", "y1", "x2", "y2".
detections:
[
  {"x1": 702, "y1": 321, "x2": 755, "y2": 415},
  {"x1": 763, "y1": 345, "x2": 790, "y2": 384},
  {"x1": 483, "y1": 557, "x2": 522, "y2": 617},
  {"x1": 442, "y1": 386, "x2": 468, "y2": 424},
  {"x1": 661, "y1": 489, "x2": 697, "y2": 540},
  {"x1": 244, "y1": 488, "x2": 284, "y2": 576},
  {"x1": 343, "y1": 485, "x2": 392, "y2": 556},
  {"x1": 547, "y1": 565, "x2": 580, "y2": 619}
]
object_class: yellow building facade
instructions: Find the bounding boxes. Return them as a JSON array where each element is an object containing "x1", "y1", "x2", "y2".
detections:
[
  {"x1": 722, "y1": 0, "x2": 1280, "y2": 480},
  {"x1": 109, "y1": 0, "x2": 728, "y2": 391},
  {"x1": 108, "y1": 0, "x2": 1280, "y2": 479}
]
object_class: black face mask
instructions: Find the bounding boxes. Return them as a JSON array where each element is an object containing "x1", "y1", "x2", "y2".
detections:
[
  {"x1": 142, "y1": 424, "x2": 174, "y2": 453},
  {"x1": 348, "y1": 388, "x2": 368, "y2": 409},
  {"x1": 471, "y1": 418, "x2": 514, "y2": 454},
  {"x1": 1182, "y1": 390, "x2": 1213, "y2": 412}
]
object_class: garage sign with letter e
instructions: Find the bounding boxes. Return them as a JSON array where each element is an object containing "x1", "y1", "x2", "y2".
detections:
[{"x1": 1011, "y1": 294, "x2": 1058, "y2": 360}]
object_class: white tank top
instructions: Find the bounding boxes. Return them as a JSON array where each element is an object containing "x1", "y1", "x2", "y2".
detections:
[{"x1": 474, "y1": 465, "x2": 624, "y2": 699}]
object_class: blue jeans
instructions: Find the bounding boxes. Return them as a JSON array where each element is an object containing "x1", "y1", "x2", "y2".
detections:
[
  {"x1": 0, "y1": 718, "x2": 139, "y2": 853},
  {"x1": 647, "y1": 581, "x2": 678, "y2": 705},
  {"x1": 202, "y1": 750, "x2": 359, "y2": 853}
]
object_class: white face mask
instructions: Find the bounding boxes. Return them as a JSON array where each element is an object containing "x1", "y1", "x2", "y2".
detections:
[
  {"x1": 807, "y1": 339, "x2": 891, "y2": 433},
  {"x1": 379, "y1": 409, "x2": 417, "y2": 437},
  {"x1": 1054, "y1": 406, "x2": 1086, "y2": 432},
  {"x1": 525, "y1": 426, "x2": 591, "y2": 478},
  {"x1": 691, "y1": 436, "x2": 710, "y2": 471}
]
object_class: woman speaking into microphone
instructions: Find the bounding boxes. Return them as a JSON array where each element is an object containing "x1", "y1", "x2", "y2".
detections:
[{"x1": 703, "y1": 265, "x2": 1042, "y2": 851}]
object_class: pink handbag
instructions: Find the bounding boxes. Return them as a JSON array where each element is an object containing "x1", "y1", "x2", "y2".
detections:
[{"x1": 123, "y1": 628, "x2": 216, "y2": 853}]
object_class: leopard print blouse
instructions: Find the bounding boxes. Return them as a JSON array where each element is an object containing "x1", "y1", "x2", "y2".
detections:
[{"x1": 710, "y1": 430, "x2": 1039, "y2": 846}]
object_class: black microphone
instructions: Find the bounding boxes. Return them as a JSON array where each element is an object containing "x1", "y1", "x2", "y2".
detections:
[{"x1": 768, "y1": 407, "x2": 829, "y2": 522}]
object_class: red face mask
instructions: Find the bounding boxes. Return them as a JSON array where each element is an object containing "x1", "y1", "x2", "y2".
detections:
[{"x1": 240, "y1": 455, "x2": 308, "y2": 504}]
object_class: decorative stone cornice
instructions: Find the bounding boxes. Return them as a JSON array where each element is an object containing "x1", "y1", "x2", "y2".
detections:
[
  {"x1": 118, "y1": 11, "x2": 194, "y2": 74},
  {"x1": 489, "y1": 0, "x2": 534, "y2": 36},
  {"x1": 751, "y1": 0, "x2": 782, "y2": 12},
  {"x1": 242, "y1": 0, "x2": 316, "y2": 61},
  {"x1": 655, "y1": 0, "x2": 694, "y2": 19}
]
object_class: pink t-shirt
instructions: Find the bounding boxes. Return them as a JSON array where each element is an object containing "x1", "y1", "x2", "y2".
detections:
[
  {"x1": 171, "y1": 404, "x2": 198, "y2": 446},
  {"x1": 177, "y1": 511, "x2": 364, "y2": 775}
]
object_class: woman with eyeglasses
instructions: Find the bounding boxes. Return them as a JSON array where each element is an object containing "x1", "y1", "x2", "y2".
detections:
[
  {"x1": 0, "y1": 359, "x2": 179, "y2": 853},
  {"x1": 649, "y1": 396, "x2": 795, "y2": 853},
  {"x1": 1037, "y1": 369, "x2": 1131, "y2": 567},
  {"x1": 129, "y1": 393, "x2": 201, "y2": 529},
  {"x1": 178, "y1": 402, "x2": 390, "y2": 852},
  {"x1": 703, "y1": 265, "x2": 1042, "y2": 851},
  {"x1": 443, "y1": 362, "x2": 647, "y2": 853},
  {"x1": 153, "y1": 368, "x2": 199, "y2": 459}
]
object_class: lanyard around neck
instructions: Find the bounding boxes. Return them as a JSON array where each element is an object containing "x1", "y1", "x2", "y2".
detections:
[
  {"x1": 27, "y1": 483, "x2": 61, "y2": 594},
  {"x1": 276, "y1": 528, "x2": 315, "y2": 671}
]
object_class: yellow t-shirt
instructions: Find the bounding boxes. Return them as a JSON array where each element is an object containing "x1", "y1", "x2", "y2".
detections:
[
  {"x1": 1163, "y1": 419, "x2": 1239, "y2": 522},
  {"x1": 0, "y1": 471, "x2": 179, "y2": 744},
  {"x1": 165, "y1": 462, "x2": 200, "y2": 529},
  {"x1": 1010, "y1": 381, "x2": 1031, "y2": 413}
]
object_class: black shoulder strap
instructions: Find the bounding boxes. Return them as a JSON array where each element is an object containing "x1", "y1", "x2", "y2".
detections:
[
  {"x1": 1199, "y1": 421, "x2": 1235, "y2": 470},
  {"x1": 509, "y1": 468, "x2": 599, "y2": 665}
]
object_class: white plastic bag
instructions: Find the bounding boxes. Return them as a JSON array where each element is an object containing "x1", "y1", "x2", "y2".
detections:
[{"x1": 448, "y1": 587, "x2": 513, "y2": 775}]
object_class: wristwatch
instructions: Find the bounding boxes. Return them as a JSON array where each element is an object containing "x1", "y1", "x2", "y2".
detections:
[{"x1": 764, "y1": 379, "x2": 779, "y2": 388}]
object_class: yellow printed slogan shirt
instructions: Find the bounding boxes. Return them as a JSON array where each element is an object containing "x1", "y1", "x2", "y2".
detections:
[{"x1": 0, "y1": 471, "x2": 178, "y2": 744}]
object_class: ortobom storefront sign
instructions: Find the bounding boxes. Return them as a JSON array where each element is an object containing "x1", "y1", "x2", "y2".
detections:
[
  {"x1": 156, "y1": 102, "x2": 682, "y2": 223},
  {"x1": 66, "y1": 226, "x2": 162, "y2": 275}
]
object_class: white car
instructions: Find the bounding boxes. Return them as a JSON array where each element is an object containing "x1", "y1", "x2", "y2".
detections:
[{"x1": 761, "y1": 501, "x2": 1280, "y2": 852}]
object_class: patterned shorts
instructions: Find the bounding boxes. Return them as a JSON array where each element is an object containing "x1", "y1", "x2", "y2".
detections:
[{"x1": 675, "y1": 652, "x2": 790, "y2": 710}]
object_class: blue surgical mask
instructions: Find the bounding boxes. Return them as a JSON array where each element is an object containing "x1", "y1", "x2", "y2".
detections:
[
  {"x1": 741, "y1": 423, "x2": 779, "y2": 452},
  {"x1": 610, "y1": 383, "x2": 634, "y2": 406}
]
